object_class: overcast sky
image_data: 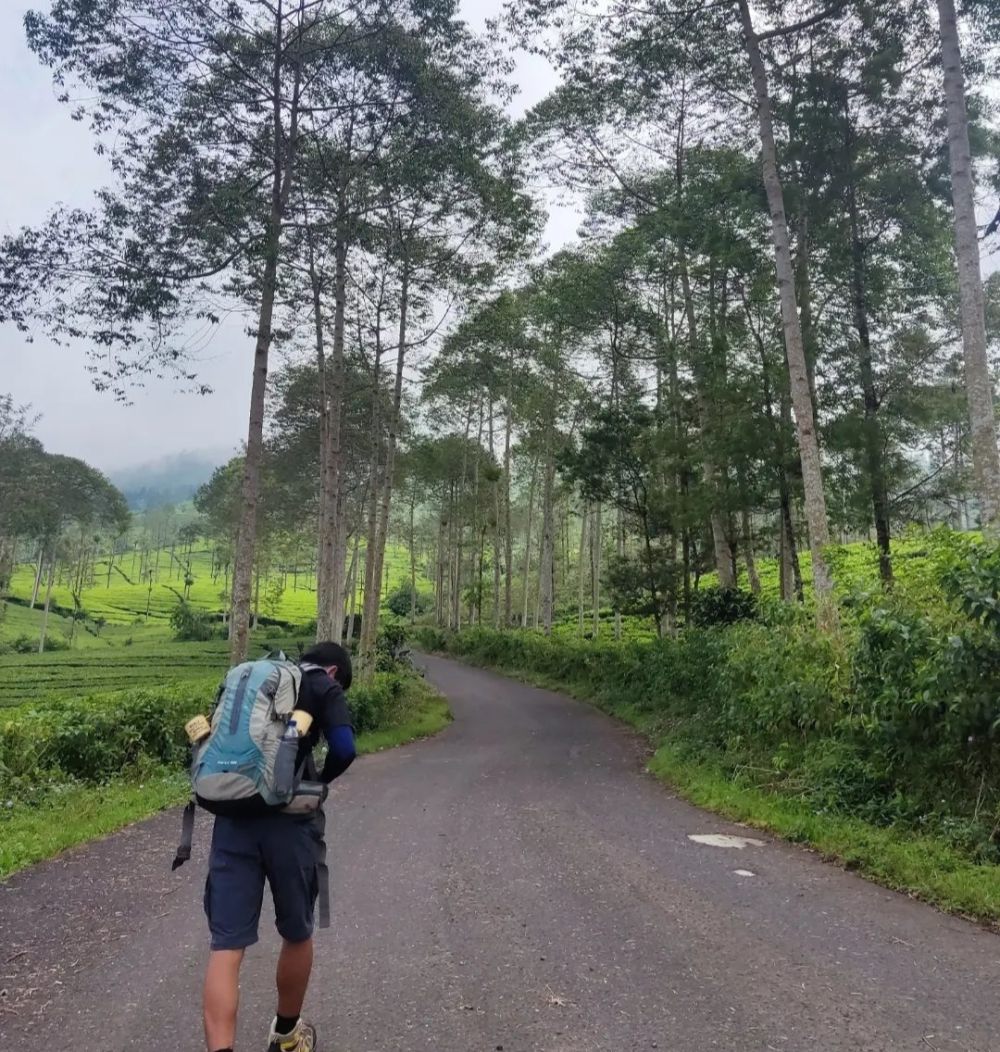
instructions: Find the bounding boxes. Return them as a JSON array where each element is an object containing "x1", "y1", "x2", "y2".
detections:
[{"x1": 1, "y1": 2, "x2": 581, "y2": 473}]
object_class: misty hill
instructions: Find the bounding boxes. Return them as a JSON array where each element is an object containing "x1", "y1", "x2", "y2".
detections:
[{"x1": 110, "y1": 450, "x2": 229, "y2": 510}]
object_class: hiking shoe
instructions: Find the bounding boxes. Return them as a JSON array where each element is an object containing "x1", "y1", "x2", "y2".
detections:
[{"x1": 267, "y1": 1017, "x2": 317, "y2": 1052}]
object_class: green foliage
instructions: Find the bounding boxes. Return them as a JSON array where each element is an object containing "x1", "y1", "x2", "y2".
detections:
[
  {"x1": 689, "y1": 586, "x2": 758, "y2": 628},
  {"x1": 374, "y1": 620, "x2": 411, "y2": 672},
  {"x1": 385, "y1": 582, "x2": 431, "y2": 619},
  {"x1": 0, "y1": 681, "x2": 212, "y2": 799},
  {"x1": 169, "y1": 599, "x2": 217, "y2": 642}
]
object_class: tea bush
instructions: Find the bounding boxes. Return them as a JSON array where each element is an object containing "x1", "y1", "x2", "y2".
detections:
[{"x1": 0, "y1": 669, "x2": 418, "y2": 801}]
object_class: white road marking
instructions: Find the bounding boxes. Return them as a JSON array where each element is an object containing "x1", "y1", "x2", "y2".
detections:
[{"x1": 688, "y1": 833, "x2": 765, "y2": 849}]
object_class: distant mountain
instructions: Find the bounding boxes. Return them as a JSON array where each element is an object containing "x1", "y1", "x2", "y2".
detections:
[{"x1": 110, "y1": 449, "x2": 231, "y2": 510}]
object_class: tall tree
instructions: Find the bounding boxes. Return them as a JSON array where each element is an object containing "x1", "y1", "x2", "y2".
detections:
[{"x1": 935, "y1": 0, "x2": 1000, "y2": 529}]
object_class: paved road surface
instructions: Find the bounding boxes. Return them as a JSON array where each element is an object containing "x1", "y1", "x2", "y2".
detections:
[{"x1": 2, "y1": 655, "x2": 999, "y2": 1051}]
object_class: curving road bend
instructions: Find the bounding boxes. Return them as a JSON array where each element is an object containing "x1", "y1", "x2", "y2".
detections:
[{"x1": 1, "y1": 654, "x2": 998, "y2": 1051}]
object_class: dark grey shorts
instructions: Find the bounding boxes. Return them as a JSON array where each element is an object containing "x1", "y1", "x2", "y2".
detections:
[{"x1": 204, "y1": 812, "x2": 322, "y2": 950}]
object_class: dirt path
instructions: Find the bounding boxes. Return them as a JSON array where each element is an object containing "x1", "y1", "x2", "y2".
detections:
[{"x1": 2, "y1": 654, "x2": 998, "y2": 1050}]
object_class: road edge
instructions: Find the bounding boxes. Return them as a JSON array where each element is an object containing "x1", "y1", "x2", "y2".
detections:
[{"x1": 423, "y1": 648, "x2": 1000, "y2": 930}]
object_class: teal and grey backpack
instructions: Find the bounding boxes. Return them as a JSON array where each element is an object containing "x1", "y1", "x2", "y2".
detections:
[
  {"x1": 172, "y1": 656, "x2": 330, "y2": 878},
  {"x1": 193, "y1": 657, "x2": 304, "y2": 816}
]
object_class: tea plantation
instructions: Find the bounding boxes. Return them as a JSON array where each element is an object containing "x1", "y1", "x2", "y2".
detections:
[{"x1": 6, "y1": 543, "x2": 419, "y2": 627}]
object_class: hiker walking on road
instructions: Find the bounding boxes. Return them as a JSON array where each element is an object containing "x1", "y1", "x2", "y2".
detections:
[{"x1": 190, "y1": 641, "x2": 357, "y2": 1052}]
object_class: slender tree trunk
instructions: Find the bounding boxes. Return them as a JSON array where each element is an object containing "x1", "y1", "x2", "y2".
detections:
[
  {"x1": 361, "y1": 262, "x2": 409, "y2": 666},
  {"x1": 38, "y1": 552, "x2": 55, "y2": 654},
  {"x1": 435, "y1": 507, "x2": 447, "y2": 627},
  {"x1": 230, "y1": 6, "x2": 303, "y2": 663},
  {"x1": 522, "y1": 456, "x2": 538, "y2": 627},
  {"x1": 742, "y1": 507, "x2": 761, "y2": 596},
  {"x1": 315, "y1": 224, "x2": 348, "y2": 642},
  {"x1": 739, "y1": 0, "x2": 834, "y2": 619},
  {"x1": 346, "y1": 534, "x2": 361, "y2": 642},
  {"x1": 539, "y1": 450, "x2": 556, "y2": 635},
  {"x1": 409, "y1": 486, "x2": 418, "y2": 625},
  {"x1": 30, "y1": 546, "x2": 43, "y2": 608},
  {"x1": 504, "y1": 360, "x2": 514, "y2": 625},
  {"x1": 844, "y1": 117, "x2": 894, "y2": 587},
  {"x1": 615, "y1": 506, "x2": 624, "y2": 640},
  {"x1": 361, "y1": 347, "x2": 384, "y2": 644},
  {"x1": 936, "y1": 0, "x2": 1000, "y2": 529},
  {"x1": 591, "y1": 502, "x2": 602, "y2": 635},
  {"x1": 680, "y1": 255, "x2": 735, "y2": 589},
  {"x1": 578, "y1": 505, "x2": 589, "y2": 637}
]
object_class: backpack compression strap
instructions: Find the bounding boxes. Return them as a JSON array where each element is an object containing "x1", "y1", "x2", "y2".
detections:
[{"x1": 171, "y1": 799, "x2": 197, "y2": 871}]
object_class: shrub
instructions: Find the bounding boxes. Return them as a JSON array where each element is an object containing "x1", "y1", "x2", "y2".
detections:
[
  {"x1": 0, "y1": 667, "x2": 426, "y2": 799},
  {"x1": 348, "y1": 672, "x2": 407, "y2": 733},
  {"x1": 385, "y1": 583, "x2": 431, "y2": 619},
  {"x1": 689, "y1": 586, "x2": 758, "y2": 627},
  {"x1": 411, "y1": 625, "x2": 449, "y2": 652},
  {"x1": 170, "y1": 600, "x2": 217, "y2": 642},
  {"x1": 374, "y1": 620, "x2": 409, "y2": 672},
  {"x1": 0, "y1": 680, "x2": 213, "y2": 798}
]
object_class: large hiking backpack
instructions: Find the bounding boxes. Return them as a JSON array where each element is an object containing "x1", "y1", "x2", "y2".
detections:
[
  {"x1": 172, "y1": 656, "x2": 331, "y2": 927},
  {"x1": 192, "y1": 657, "x2": 304, "y2": 816}
]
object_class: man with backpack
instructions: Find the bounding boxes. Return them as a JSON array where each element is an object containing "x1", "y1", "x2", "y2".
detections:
[{"x1": 191, "y1": 641, "x2": 357, "y2": 1052}]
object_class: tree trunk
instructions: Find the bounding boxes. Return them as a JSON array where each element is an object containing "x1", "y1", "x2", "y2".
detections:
[
  {"x1": 742, "y1": 506, "x2": 761, "y2": 596},
  {"x1": 591, "y1": 502, "x2": 602, "y2": 635},
  {"x1": 615, "y1": 506, "x2": 624, "y2": 640},
  {"x1": 937, "y1": 0, "x2": 1000, "y2": 530},
  {"x1": 30, "y1": 545, "x2": 43, "y2": 608},
  {"x1": 360, "y1": 343, "x2": 385, "y2": 645},
  {"x1": 738, "y1": 0, "x2": 834, "y2": 619},
  {"x1": 539, "y1": 452, "x2": 556, "y2": 635},
  {"x1": 504, "y1": 358, "x2": 514, "y2": 625},
  {"x1": 679, "y1": 254, "x2": 735, "y2": 589},
  {"x1": 361, "y1": 263, "x2": 409, "y2": 666},
  {"x1": 578, "y1": 505, "x2": 589, "y2": 637},
  {"x1": 230, "y1": 9, "x2": 303, "y2": 663},
  {"x1": 844, "y1": 109, "x2": 894, "y2": 587},
  {"x1": 521, "y1": 456, "x2": 538, "y2": 627},
  {"x1": 38, "y1": 552, "x2": 55, "y2": 654},
  {"x1": 316, "y1": 223, "x2": 348, "y2": 642},
  {"x1": 435, "y1": 507, "x2": 447, "y2": 627}
]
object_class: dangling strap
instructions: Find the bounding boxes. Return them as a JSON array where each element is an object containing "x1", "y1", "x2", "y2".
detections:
[
  {"x1": 172, "y1": 798, "x2": 197, "y2": 871},
  {"x1": 302, "y1": 752, "x2": 330, "y2": 929},
  {"x1": 313, "y1": 803, "x2": 330, "y2": 929}
]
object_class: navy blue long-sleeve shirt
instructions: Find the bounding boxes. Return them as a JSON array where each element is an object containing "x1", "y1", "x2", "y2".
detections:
[{"x1": 296, "y1": 666, "x2": 357, "y2": 783}]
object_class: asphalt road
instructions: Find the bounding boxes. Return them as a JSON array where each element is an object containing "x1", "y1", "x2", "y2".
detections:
[{"x1": 2, "y1": 654, "x2": 999, "y2": 1051}]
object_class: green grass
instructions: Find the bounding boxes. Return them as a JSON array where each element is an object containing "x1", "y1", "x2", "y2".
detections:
[
  {"x1": 0, "y1": 770, "x2": 190, "y2": 878},
  {"x1": 0, "y1": 673, "x2": 450, "y2": 879}
]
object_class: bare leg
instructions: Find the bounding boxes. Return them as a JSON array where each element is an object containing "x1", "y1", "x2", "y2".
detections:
[
  {"x1": 204, "y1": 948, "x2": 245, "y2": 1050},
  {"x1": 276, "y1": 937, "x2": 314, "y2": 1018}
]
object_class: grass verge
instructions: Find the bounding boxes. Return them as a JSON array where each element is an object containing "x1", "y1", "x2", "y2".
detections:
[
  {"x1": 438, "y1": 648, "x2": 1000, "y2": 927},
  {"x1": 0, "y1": 674, "x2": 450, "y2": 880},
  {"x1": 355, "y1": 677, "x2": 452, "y2": 754}
]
